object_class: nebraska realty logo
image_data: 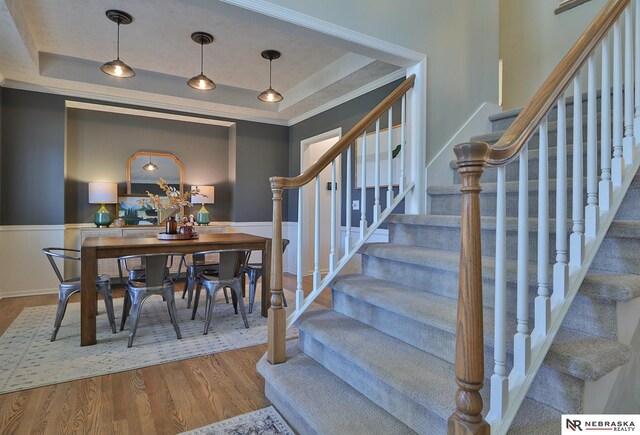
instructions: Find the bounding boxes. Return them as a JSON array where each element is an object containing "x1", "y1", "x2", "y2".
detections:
[{"x1": 562, "y1": 415, "x2": 639, "y2": 433}]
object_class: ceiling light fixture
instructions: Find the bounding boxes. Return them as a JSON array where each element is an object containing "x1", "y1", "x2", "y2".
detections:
[
  {"x1": 187, "y1": 32, "x2": 216, "y2": 91},
  {"x1": 143, "y1": 157, "x2": 158, "y2": 171},
  {"x1": 258, "y1": 50, "x2": 283, "y2": 103},
  {"x1": 101, "y1": 10, "x2": 135, "y2": 78}
]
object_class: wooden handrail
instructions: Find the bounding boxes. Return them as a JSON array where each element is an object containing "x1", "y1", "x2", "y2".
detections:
[
  {"x1": 485, "y1": 0, "x2": 628, "y2": 167},
  {"x1": 270, "y1": 74, "x2": 415, "y2": 190}
]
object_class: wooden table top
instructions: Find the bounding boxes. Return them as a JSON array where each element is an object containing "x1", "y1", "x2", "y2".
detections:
[{"x1": 82, "y1": 232, "x2": 269, "y2": 248}]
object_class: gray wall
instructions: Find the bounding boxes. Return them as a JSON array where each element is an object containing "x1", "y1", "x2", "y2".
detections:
[
  {"x1": 65, "y1": 109, "x2": 231, "y2": 223},
  {"x1": 288, "y1": 79, "x2": 404, "y2": 225},
  {"x1": 500, "y1": 0, "x2": 607, "y2": 109},
  {"x1": 258, "y1": 0, "x2": 500, "y2": 161},
  {"x1": 0, "y1": 87, "x2": 289, "y2": 225},
  {"x1": 1, "y1": 88, "x2": 66, "y2": 225}
]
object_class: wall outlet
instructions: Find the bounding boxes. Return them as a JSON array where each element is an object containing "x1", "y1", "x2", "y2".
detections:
[{"x1": 352, "y1": 200, "x2": 360, "y2": 210}]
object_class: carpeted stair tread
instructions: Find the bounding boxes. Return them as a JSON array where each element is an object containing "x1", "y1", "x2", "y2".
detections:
[
  {"x1": 508, "y1": 397, "x2": 562, "y2": 435},
  {"x1": 331, "y1": 274, "x2": 631, "y2": 382},
  {"x1": 470, "y1": 114, "x2": 588, "y2": 144},
  {"x1": 581, "y1": 273, "x2": 640, "y2": 302},
  {"x1": 332, "y1": 274, "x2": 458, "y2": 333},
  {"x1": 489, "y1": 107, "x2": 522, "y2": 122},
  {"x1": 257, "y1": 344, "x2": 416, "y2": 435},
  {"x1": 388, "y1": 213, "x2": 570, "y2": 232},
  {"x1": 297, "y1": 309, "x2": 461, "y2": 420}
]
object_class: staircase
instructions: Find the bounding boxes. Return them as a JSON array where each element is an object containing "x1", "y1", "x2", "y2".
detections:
[{"x1": 258, "y1": 102, "x2": 638, "y2": 434}]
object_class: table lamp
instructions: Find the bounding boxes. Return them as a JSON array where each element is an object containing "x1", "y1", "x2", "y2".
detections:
[
  {"x1": 88, "y1": 182, "x2": 118, "y2": 227},
  {"x1": 191, "y1": 186, "x2": 215, "y2": 225}
]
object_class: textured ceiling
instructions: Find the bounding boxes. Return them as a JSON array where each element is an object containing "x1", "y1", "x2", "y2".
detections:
[{"x1": 0, "y1": 0, "x2": 404, "y2": 123}]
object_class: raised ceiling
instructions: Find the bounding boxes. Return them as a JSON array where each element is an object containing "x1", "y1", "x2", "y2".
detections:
[{"x1": 0, "y1": 0, "x2": 409, "y2": 124}]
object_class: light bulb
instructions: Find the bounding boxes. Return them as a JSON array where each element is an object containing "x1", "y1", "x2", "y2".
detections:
[
  {"x1": 199, "y1": 79, "x2": 206, "y2": 89},
  {"x1": 114, "y1": 65, "x2": 123, "y2": 76}
]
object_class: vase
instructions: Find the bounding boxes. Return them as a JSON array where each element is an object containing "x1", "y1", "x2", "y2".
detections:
[{"x1": 166, "y1": 216, "x2": 178, "y2": 234}]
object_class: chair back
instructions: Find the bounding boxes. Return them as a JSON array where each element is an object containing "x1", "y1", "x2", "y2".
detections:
[
  {"x1": 246, "y1": 239, "x2": 290, "y2": 265},
  {"x1": 42, "y1": 247, "x2": 80, "y2": 283},
  {"x1": 118, "y1": 253, "x2": 177, "y2": 288}
]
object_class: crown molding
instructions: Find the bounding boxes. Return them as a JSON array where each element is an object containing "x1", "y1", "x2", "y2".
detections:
[
  {"x1": 220, "y1": 0, "x2": 425, "y2": 63},
  {"x1": 287, "y1": 69, "x2": 406, "y2": 126},
  {"x1": 1, "y1": 79, "x2": 290, "y2": 126},
  {"x1": 65, "y1": 101, "x2": 235, "y2": 127}
]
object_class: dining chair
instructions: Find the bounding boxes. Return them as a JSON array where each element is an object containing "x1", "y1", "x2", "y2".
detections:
[
  {"x1": 118, "y1": 253, "x2": 182, "y2": 348},
  {"x1": 42, "y1": 247, "x2": 117, "y2": 341},
  {"x1": 177, "y1": 252, "x2": 228, "y2": 309},
  {"x1": 243, "y1": 239, "x2": 290, "y2": 313},
  {"x1": 191, "y1": 249, "x2": 250, "y2": 334}
]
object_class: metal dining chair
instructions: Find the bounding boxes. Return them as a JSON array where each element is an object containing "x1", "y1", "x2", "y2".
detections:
[
  {"x1": 42, "y1": 247, "x2": 117, "y2": 341},
  {"x1": 243, "y1": 239, "x2": 290, "y2": 313},
  {"x1": 177, "y1": 252, "x2": 227, "y2": 309},
  {"x1": 118, "y1": 253, "x2": 182, "y2": 348},
  {"x1": 191, "y1": 249, "x2": 251, "y2": 334}
]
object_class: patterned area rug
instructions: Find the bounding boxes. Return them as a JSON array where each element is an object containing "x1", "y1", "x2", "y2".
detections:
[
  {"x1": 182, "y1": 407, "x2": 294, "y2": 435},
  {"x1": 0, "y1": 291, "x2": 298, "y2": 394}
]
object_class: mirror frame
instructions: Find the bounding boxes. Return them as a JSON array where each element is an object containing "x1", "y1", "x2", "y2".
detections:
[{"x1": 126, "y1": 151, "x2": 184, "y2": 195}]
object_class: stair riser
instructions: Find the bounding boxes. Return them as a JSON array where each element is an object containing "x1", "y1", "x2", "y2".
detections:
[
  {"x1": 331, "y1": 289, "x2": 586, "y2": 414},
  {"x1": 264, "y1": 383, "x2": 320, "y2": 435},
  {"x1": 478, "y1": 118, "x2": 593, "y2": 150},
  {"x1": 299, "y1": 330, "x2": 446, "y2": 433},
  {"x1": 591, "y1": 236, "x2": 640, "y2": 273},
  {"x1": 361, "y1": 254, "x2": 618, "y2": 339}
]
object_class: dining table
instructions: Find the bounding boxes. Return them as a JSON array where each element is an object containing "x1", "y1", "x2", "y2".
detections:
[{"x1": 80, "y1": 232, "x2": 272, "y2": 346}]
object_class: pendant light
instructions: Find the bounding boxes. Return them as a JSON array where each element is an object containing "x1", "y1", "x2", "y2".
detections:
[
  {"x1": 101, "y1": 10, "x2": 135, "y2": 78},
  {"x1": 187, "y1": 32, "x2": 216, "y2": 91},
  {"x1": 143, "y1": 157, "x2": 158, "y2": 171},
  {"x1": 258, "y1": 50, "x2": 283, "y2": 103}
]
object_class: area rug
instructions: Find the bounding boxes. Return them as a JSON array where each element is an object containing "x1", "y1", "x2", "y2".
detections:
[
  {"x1": 0, "y1": 291, "x2": 298, "y2": 394},
  {"x1": 181, "y1": 406, "x2": 294, "y2": 435}
]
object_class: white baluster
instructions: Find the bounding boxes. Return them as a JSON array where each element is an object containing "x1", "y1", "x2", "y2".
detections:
[
  {"x1": 535, "y1": 119, "x2": 551, "y2": 336},
  {"x1": 624, "y1": 7, "x2": 635, "y2": 164},
  {"x1": 360, "y1": 132, "x2": 367, "y2": 238},
  {"x1": 514, "y1": 145, "x2": 530, "y2": 377},
  {"x1": 330, "y1": 160, "x2": 337, "y2": 273},
  {"x1": 313, "y1": 175, "x2": 321, "y2": 289},
  {"x1": 387, "y1": 108, "x2": 394, "y2": 208},
  {"x1": 601, "y1": 34, "x2": 613, "y2": 211},
  {"x1": 489, "y1": 166, "x2": 508, "y2": 420},
  {"x1": 345, "y1": 145, "x2": 352, "y2": 255},
  {"x1": 296, "y1": 188, "x2": 304, "y2": 309},
  {"x1": 553, "y1": 95, "x2": 569, "y2": 301},
  {"x1": 635, "y1": 0, "x2": 640, "y2": 134},
  {"x1": 613, "y1": 20, "x2": 625, "y2": 186},
  {"x1": 570, "y1": 76, "x2": 585, "y2": 268},
  {"x1": 586, "y1": 54, "x2": 599, "y2": 239},
  {"x1": 374, "y1": 119, "x2": 381, "y2": 222},
  {"x1": 400, "y1": 95, "x2": 406, "y2": 192}
]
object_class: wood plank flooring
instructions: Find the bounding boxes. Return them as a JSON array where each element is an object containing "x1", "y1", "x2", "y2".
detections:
[{"x1": 0, "y1": 273, "x2": 331, "y2": 434}]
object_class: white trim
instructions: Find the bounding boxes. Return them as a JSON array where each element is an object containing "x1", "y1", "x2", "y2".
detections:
[
  {"x1": 0, "y1": 224, "x2": 66, "y2": 232},
  {"x1": 2, "y1": 79, "x2": 290, "y2": 127},
  {"x1": 288, "y1": 70, "x2": 406, "y2": 125},
  {"x1": 0, "y1": 288, "x2": 59, "y2": 300},
  {"x1": 65, "y1": 101, "x2": 235, "y2": 127},
  {"x1": 219, "y1": 0, "x2": 425, "y2": 63}
]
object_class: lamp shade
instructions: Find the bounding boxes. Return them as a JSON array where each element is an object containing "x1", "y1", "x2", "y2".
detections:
[
  {"x1": 88, "y1": 182, "x2": 118, "y2": 204},
  {"x1": 191, "y1": 186, "x2": 215, "y2": 204}
]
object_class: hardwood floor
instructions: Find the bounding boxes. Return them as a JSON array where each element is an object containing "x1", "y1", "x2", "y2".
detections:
[{"x1": 0, "y1": 273, "x2": 331, "y2": 434}]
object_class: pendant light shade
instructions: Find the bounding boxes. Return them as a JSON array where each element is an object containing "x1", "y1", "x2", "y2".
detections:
[
  {"x1": 143, "y1": 158, "x2": 158, "y2": 171},
  {"x1": 188, "y1": 32, "x2": 216, "y2": 91},
  {"x1": 258, "y1": 50, "x2": 283, "y2": 103},
  {"x1": 101, "y1": 10, "x2": 135, "y2": 78}
]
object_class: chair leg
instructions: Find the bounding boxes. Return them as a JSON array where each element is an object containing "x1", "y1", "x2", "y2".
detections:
[
  {"x1": 51, "y1": 288, "x2": 75, "y2": 342},
  {"x1": 99, "y1": 284, "x2": 117, "y2": 334},
  {"x1": 191, "y1": 280, "x2": 203, "y2": 320},
  {"x1": 203, "y1": 284, "x2": 220, "y2": 335},
  {"x1": 223, "y1": 287, "x2": 229, "y2": 304},
  {"x1": 231, "y1": 286, "x2": 238, "y2": 314},
  {"x1": 166, "y1": 291, "x2": 182, "y2": 340},
  {"x1": 184, "y1": 267, "x2": 196, "y2": 309},
  {"x1": 248, "y1": 272, "x2": 257, "y2": 314},
  {"x1": 232, "y1": 281, "x2": 249, "y2": 329},
  {"x1": 127, "y1": 294, "x2": 142, "y2": 348},
  {"x1": 120, "y1": 290, "x2": 131, "y2": 331}
]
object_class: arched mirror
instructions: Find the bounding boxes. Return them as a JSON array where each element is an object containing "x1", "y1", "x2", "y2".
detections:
[{"x1": 126, "y1": 152, "x2": 184, "y2": 195}]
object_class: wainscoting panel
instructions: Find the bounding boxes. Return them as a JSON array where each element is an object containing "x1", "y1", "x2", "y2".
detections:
[{"x1": 0, "y1": 225, "x2": 65, "y2": 299}]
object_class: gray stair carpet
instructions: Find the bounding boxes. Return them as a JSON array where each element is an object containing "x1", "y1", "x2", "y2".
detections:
[{"x1": 259, "y1": 104, "x2": 638, "y2": 434}]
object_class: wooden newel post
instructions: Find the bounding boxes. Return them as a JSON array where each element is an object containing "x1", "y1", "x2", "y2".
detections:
[
  {"x1": 267, "y1": 184, "x2": 287, "y2": 364},
  {"x1": 448, "y1": 142, "x2": 491, "y2": 435}
]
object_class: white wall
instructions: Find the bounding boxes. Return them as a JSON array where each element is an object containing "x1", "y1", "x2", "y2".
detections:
[
  {"x1": 241, "y1": 0, "x2": 500, "y2": 161},
  {"x1": 500, "y1": 0, "x2": 607, "y2": 109}
]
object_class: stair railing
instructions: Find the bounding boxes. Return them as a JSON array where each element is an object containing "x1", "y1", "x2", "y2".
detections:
[
  {"x1": 451, "y1": 0, "x2": 640, "y2": 433},
  {"x1": 266, "y1": 75, "x2": 416, "y2": 364}
]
